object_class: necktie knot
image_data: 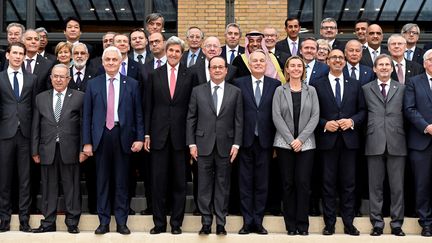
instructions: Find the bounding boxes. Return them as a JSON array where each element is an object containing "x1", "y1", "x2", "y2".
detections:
[
  {"x1": 122, "y1": 62, "x2": 126, "y2": 66},
  {"x1": 13, "y1": 71, "x2": 18, "y2": 76},
  {"x1": 156, "y1": 59, "x2": 162, "y2": 68},
  {"x1": 351, "y1": 67, "x2": 356, "y2": 71},
  {"x1": 56, "y1": 92, "x2": 62, "y2": 98},
  {"x1": 335, "y1": 78, "x2": 340, "y2": 83},
  {"x1": 25, "y1": 59, "x2": 33, "y2": 73}
]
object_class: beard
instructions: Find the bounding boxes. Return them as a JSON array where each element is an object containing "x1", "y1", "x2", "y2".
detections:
[{"x1": 74, "y1": 59, "x2": 87, "y2": 69}]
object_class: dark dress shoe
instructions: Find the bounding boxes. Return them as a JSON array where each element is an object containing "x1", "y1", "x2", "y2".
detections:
[
  {"x1": 391, "y1": 227, "x2": 405, "y2": 236},
  {"x1": 19, "y1": 222, "x2": 33, "y2": 233},
  {"x1": 255, "y1": 225, "x2": 268, "y2": 235},
  {"x1": 171, "y1": 226, "x2": 182, "y2": 234},
  {"x1": 67, "y1": 226, "x2": 80, "y2": 234},
  {"x1": 94, "y1": 224, "x2": 109, "y2": 234},
  {"x1": 422, "y1": 226, "x2": 432, "y2": 237},
  {"x1": 216, "y1": 225, "x2": 227, "y2": 235},
  {"x1": 322, "y1": 226, "x2": 335, "y2": 235},
  {"x1": 287, "y1": 230, "x2": 297, "y2": 235},
  {"x1": 32, "y1": 225, "x2": 56, "y2": 233},
  {"x1": 344, "y1": 225, "x2": 360, "y2": 236},
  {"x1": 192, "y1": 209, "x2": 201, "y2": 216},
  {"x1": 150, "y1": 226, "x2": 166, "y2": 234},
  {"x1": 199, "y1": 225, "x2": 211, "y2": 235},
  {"x1": 117, "y1": 224, "x2": 131, "y2": 235},
  {"x1": 129, "y1": 208, "x2": 136, "y2": 215},
  {"x1": 238, "y1": 225, "x2": 251, "y2": 234},
  {"x1": 370, "y1": 227, "x2": 383, "y2": 236},
  {"x1": 298, "y1": 230, "x2": 308, "y2": 236},
  {"x1": 140, "y1": 208, "x2": 152, "y2": 215},
  {"x1": 0, "y1": 221, "x2": 10, "y2": 232}
]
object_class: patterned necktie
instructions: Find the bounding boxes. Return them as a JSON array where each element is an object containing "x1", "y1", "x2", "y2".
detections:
[
  {"x1": 188, "y1": 53, "x2": 196, "y2": 68},
  {"x1": 169, "y1": 67, "x2": 176, "y2": 98},
  {"x1": 137, "y1": 54, "x2": 144, "y2": 64},
  {"x1": 156, "y1": 59, "x2": 162, "y2": 68},
  {"x1": 230, "y1": 50, "x2": 235, "y2": 64},
  {"x1": 396, "y1": 63, "x2": 404, "y2": 84},
  {"x1": 106, "y1": 78, "x2": 115, "y2": 130},
  {"x1": 350, "y1": 67, "x2": 357, "y2": 80},
  {"x1": 76, "y1": 71, "x2": 82, "y2": 87},
  {"x1": 292, "y1": 41, "x2": 297, "y2": 55},
  {"x1": 54, "y1": 92, "x2": 62, "y2": 122},
  {"x1": 213, "y1": 85, "x2": 219, "y2": 114},
  {"x1": 380, "y1": 83, "x2": 387, "y2": 98},
  {"x1": 13, "y1": 71, "x2": 19, "y2": 100},
  {"x1": 26, "y1": 59, "x2": 33, "y2": 73},
  {"x1": 121, "y1": 62, "x2": 126, "y2": 75},
  {"x1": 406, "y1": 50, "x2": 413, "y2": 61},
  {"x1": 335, "y1": 78, "x2": 341, "y2": 107}
]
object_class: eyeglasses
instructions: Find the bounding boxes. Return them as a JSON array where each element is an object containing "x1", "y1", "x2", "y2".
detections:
[
  {"x1": 149, "y1": 40, "x2": 161, "y2": 45},
  {"x1": 209, "y1": 65, "x2": 226, "y2": 70},
  {"x1": 404, "y1": 31, "x2": 419, "y2": 36},
  {"x1": 328, "y1": 56, "x2": 345, "y2": 61},
  {"x1": 204, "y1": 44, "x2": 219, "y2": 49}
]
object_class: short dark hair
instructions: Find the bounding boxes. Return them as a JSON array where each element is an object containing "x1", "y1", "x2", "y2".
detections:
[
  {"x1": 355, "y1": 18, "x2": 371, "y2": 26},
  {"x1": 284, "y1": 17, "x2": 300, "y2": 28},
  {"x1": 129, "y1": 28, "x2": 148, "y2": 40},
  {"x1": 64, "y1": 16, "x2": 81, "y2": 30},
  {"x1": 208, "y1": 56, "x2": 227, "y2": 68},
  {"x1": 6, "y1": 42, "x2": 26, "y2": 54}
]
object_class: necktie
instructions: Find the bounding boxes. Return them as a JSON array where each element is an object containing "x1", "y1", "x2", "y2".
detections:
[
  {"x1": 106, "y1": 78, "x2": 115, "y2": 130},
  {"x1": 188, "y1": 53, "x2": 196, "y2": 68},
  {"x1": 335, "y1": 78, "x2": 341, "y2": 107},
  {"x1": 76, "y1": 71, "x2": 82, "y2": 87},
  {"x1": 305, "y1": 64, "x2": 310, "y2": 84},
  {"x1": 121, "y1": 62, "x2": 126, "y2": 75},
  {"x1": 137, "y1": 54, "x2": 144, "y2": 64},
  {"x1": 350, "y1": 66, "x2": 357, "y2": 80},
  {"x1": 396, "y1": 63, "x2": 404, "y2": 84},
  {"x1": 26, "y1": 59, "x2": 33, "y2": 73},
  {"x1": 292, "y1": 42, "x2": 297, "y2": 55},
  {"x1": 430, "y1": 78, "x2": 432, "y2": 90},
  {"x1": 406, "y1": 50, "x2": 413, "y2": 61},
  {"x1": 169, "y1": 67, "x2": 176, "y2": 98},
  {"x1": 212, "y1": 85, "x2": 219, "y2": 114},
  {"x1": 254, "y1": 80, "x2": 262, "y2": 136},
  {"x1": 156, "y1": 59, "x2": 162, "y2": 68},
  {"x1": 13, "y1": 71, "x2": 19, "y2": 100},
  {"x1": 54, "y1": 92, "x2": 62, "y2": 122},
  {"x1": 380, "y1": 83, "x2": 387, "y2": 99},
  {"x1": 372, "y1": 50, "x2": 377, "y2": 61},
  {"x1": 229, "y1": 50, "x2": 235, "y2": 64}
]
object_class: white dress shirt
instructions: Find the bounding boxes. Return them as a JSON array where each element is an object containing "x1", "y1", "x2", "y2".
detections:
[
  {"x1": 346, "y1": 63, "x2": 360, "y2": 80},
  {"x1": 52, "y1": 88, "x2": 67, "y2": 112},
  {"x1": 287, "y1": 37, "x2": 300, "y2": 54},
  {"x1": 305, "y1": 59, "x2": 316, "y2": 84},
  {"x1": 134, "y1": 51, "x2": 147, "y2": 63},
  {"x1": 251, "y1": 75, "x2": 264, "y2": 96},
  {"x1": 225, "y1": 45, "x2": 240, "y2": 62},
  {"x1": 7, "y1": 67, "x2": 23, "y2": 96},
  {"x1": 328, "y1": 73, "x2": 344, "y2": 100},
  {"x1": 153, "y1": 56, "x2": 167, "y2": 69},
  {"x1": 24, "y1": 55, "x2": 37, "y2": 73},
  {"x1": 73, "y1": 66, "x2": 86, "y2": 83}
]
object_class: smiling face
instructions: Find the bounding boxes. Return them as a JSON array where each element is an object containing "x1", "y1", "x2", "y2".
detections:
[
  {"x1": 209, "y1": 57, "x2": 227, "y2": 84},
  {"x1": 247, "y1": 36, "x2": 263, "y2": 53},
  {"x1": 57, "y1": 46, "x2": 71, "y2": 65},
  {"x1": 320, "y1": 21, "x2": 338, "y2": 40},
  {"x1": 64, "y1": 20, "x2": 81, "y2": 42},
  {"x1": 327, "y1": 49, "x2": 346, "y2": 76},
  {"x1": 202, "y1": 37, "x2": 222, "y2": 60},
  {"x1": 373, "y1": 56, "x2": 393, "y2": 82},
  {"x1": 355, "y1": 22, "x2": 368, "y2": 44},
  {"x1": 102, "y1": 50, "x2": 122, "y2": 76},
  {"x1": 7, "y1": 26, "x2": 23, "y2": 44},
  {"x1": 300, "y1": 39, "x2": 317, "y2": 63},
  {"x1": 186, "y1": 28, "x2": 203, "y2": 51},
  {"x1": 285, "y1": 57, "x2": 305, "y2": 81},
  {"x1": 113, "y1": 34, "x2": 130, "y2": 56},
  {"x1": 263, "y1": 27, "x2": 278, "y2": 50},
  {"x1": 166, "y1": 44, "x2": 182, "y2": 67},
  {"x1": 249, "y1": 51, "x2": 267, "y2": 77}
]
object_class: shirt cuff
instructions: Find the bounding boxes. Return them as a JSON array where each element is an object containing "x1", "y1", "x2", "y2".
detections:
[
  {"x1": 145, "y1": 135, "x2": 150, "y2": 138},
  {"x1": 189, "y1": 144, "x2": 197, "y2": 148},
  {"x1": 232, "y1": 144, "x2": 240, "y2": 149}
]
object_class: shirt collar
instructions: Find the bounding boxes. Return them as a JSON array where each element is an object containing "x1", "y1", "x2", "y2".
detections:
[
  {"x1": 287, "y1": 37, "x2": 299, "y2": 45},
  {"x1": 251, "y1": 75, "x2": 264, "y2": 83},
  {"x1": 7, "y1": 67, "x2": 23, "y2": 74},
  {"x1": 227, "y1": 45, "x2": 239, "y2": 52},
  {"x1": 106, "y1": 73, "x2": 121, "y2": 81},
  {"x1": 346, "y1": 62, "x2": 360, "y2": 70},
  {"x1": 168, "y1": 62, "x2": 180, "y2": 71},
  {"x1": 54, "y1": 88, "x2": 68, "y2": 96},
  {"x1": 210, "y1": 80, "x2": 225, "y2": 90},
  {"x1": 329, "y1": 72, "x2": 343, "y2": 82},
  {"x1": 377, "y1": 79, "x2": 390, "y2": 86},
  {"x1": 392, "y1": 58, "x2": 406, "y2": 66}
]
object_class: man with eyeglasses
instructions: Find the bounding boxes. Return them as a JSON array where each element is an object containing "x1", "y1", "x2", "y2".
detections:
[
  {"x1": 402, "y1": 23, "x2": 425, "y2": 66},
  {"x1": 360, "y1": 24, "x2": 389, "y2": 68},
  {"x1": 310, "y1": 49, "x2": 366, "y2": 236},
  {"x1": 264, "y1": 27, "x2": 289, "y2": 72},
  {"x1": 69, "y1": 43, "x2": 95, "y2": 92},
  {"x1": 276, "y1": 17, "x2": 302, "y2": 56},
  {"x1": 180, "y1": 26, "x2": 205, "y2": 68},
  {"x1": 320, "y1": 18, "x2": 345, "y2": 51}
]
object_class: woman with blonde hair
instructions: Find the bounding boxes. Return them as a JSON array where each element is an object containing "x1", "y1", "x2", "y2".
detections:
[{"x1": 55, "y1": 41, "x2": 73, "y2": 67}]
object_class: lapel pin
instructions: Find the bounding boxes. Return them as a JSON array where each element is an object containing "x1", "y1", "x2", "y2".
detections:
[
  {"x1": 68, "y1": 93, "x2": 72, "y2": 97},
  {"x1": 408, "y1": 70, "x2": 411, "y2": 73},
  {"x1": 393, "y1": 85, "x2": 397, "y2": 88},
  {"x1": 123, "y1": 80, "x2": 126, "y2": 84}
]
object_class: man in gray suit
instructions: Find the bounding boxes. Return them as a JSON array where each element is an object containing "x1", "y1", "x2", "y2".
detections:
[
  {"x1": 31, "y1": 64, "x2": 86, "y2": 234},
  {"x1": 362, "y1": 54, "x2": 406, "y2": 236},
  {"x1": 186, "y1": 56, "x2": 243, "y2": 235}
]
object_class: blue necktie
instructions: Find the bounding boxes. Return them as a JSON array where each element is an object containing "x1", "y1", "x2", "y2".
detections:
[
  {"x1": 121, "y1": 62, "x2": 126, "y2": 75},
  {"x1": 335, "y1": 78, "x2": 341, "y2": 107},
  {"x1": 13, "y1": 71, "x2": 19, "y2": 100},
  {"x1": 230, "y1": 50, "x2": 235, "y2": 64}
]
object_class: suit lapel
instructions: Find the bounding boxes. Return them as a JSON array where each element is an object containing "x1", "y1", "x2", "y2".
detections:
[
  {"x1": 244, "y1": 77, "x2": 257, "y2": 107},
  {"x1": 219, "y1": 83, "x2": 232, "y2": 116},
  {"x1": 282, "y1": 85, "x2": 294, "y2": 119},
  {"x1": 300, "y1": 84, "x2": 308, "y2": 113},
  {"x1": 172, "y1": 65, "x2": 186, "y2": 101},
  {"x1": 340, "y1": 78, "x2": 351, "y2": 108},
  {"x1": 101, "y1": 76, "x2": 107, "y2": 108},
  {"x1": 386, "y1": 81, "x2": 398, "y2": 102},
  {"x1": 323, "y1": 77, "x2": 338, "y2": 108},
  {"x1": 47, "y1": 89, "x2": 56, "y2": 122},
  {"x1": 118, "y1": 75, "x2": 126, "y2": 106},
  {"x1": 420, "y1": 74, "x2": 432, "y2": 103},
  {"x1": 205, "y1": 82, "x2": 217, "y2": 115},
  {"x1": 59, "y1": 89, "x2": 73, "y2": 122},
  {"x1": 160, "y1": 65, "x2": 171, "y2": 101},
  {"x1": 261, "y1": 77, "x2": 271, "y2": 107},
  {"x1": 2, "y1": 71, "x2": 15, "y2": 99},
  {"x1": 370, "y1": 81, "x2": 385, "y2": 103}
]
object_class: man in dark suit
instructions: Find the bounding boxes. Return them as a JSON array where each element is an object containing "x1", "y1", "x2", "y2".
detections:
[
  {"x1": 276, "y1": 17, "x2": 301, "y2": 56},
  {"x1": 144, "y1": 36, "x2": 194, "y2": 235},
  {"x1": 234, "y1": 50, "x2": 280, "y2": 235},
  {"x1": 402, "y1": 23, "x2": 424, "y2": 66},
  {"x1": 221, "y1": 23, "x2": 245, "y2": 64},
  {"x1": 310, "y1": 49, "x2": 366, "y2": 236},
  {"x1": 388, "y1": 34, "x2": 424, "y2": 84},
  {"x1": 361, "y1": 24, "x2": 389, "y2": 68},
  {"x1": 146, "y1": 32, "x2": 167, "y2": 70},
  {"x1": 0, "y1": 42, "x2": 37, "y2": 233},
  {"x1": 320, "y1": 18, "x2": 345, "y2": 51},
  {"x1": 63, "y1": 17, "x2": 93, "y2": 58},
  {"x1": 263, "y1": 27, "x2": 289, "y2": 69},
  {"x1": 187, "y1": 56, "x2": 243, "y2": 235},
  {"x1": 300, "y1": 37, "x2": 329, "y2": 84},
  {"x1": 70, "y1": 43, "x2": 96, "y2": 92},
  {"x1": 354, "y1": 19, "x2": 370, "y2": 49},
  {"x1": 343, "y1": 40, "x2": 375, "y2": 86},
  {"x1": 180, "y1": 26, "x2": 205, "y2": 68},
  {"x1": 31, "y1": 64, "x2": 85, "y2": 234},
  {"x1": 0, "y1": 23, "x2": 25, "y2": 72},
  {"x1": 35, "y1": 27, "x2": 56, "y2": 62},
  {"x1": 129, "y1": 28, "x2": 153, "y2": 65},
  {"x1": 82, "y1": 46, "x2": 144, "y2": 235},
  {"x1": 363, "y1": 54, "x2": 406, "y2": 237},
  {"x1": 404, "y1": 49, "x2": 432, "y2": 237}
]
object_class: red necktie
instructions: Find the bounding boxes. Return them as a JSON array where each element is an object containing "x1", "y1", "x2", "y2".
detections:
[
  {"x1": 169, "y1": 67, "x2": 176, "y2": 98},
  {"x1": 106, "y1": 78, "x2": 115, "y2": 130}
]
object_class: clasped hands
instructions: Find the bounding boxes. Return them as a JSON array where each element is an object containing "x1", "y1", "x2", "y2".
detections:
[{"x1": 324, "y1": 118, "x2": 353, "y2": 132}]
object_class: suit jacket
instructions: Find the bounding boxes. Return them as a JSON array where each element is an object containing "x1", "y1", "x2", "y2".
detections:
[
  {"x1": 96, "y1": 58, "x2": 143, "y2": 83},
  {"x1": 308, "y1": 61, "x2": 330, "y2": 84},
  {"x1": 360, "y1": 46, "x2": 389, "y2": 68},
  {"x1": 411, "y1": 47, "x2": 425, "y2": 66},
  {"x1": 310, "y1": 76, "x2": 366, "y2": 150},
  {"x1": 144, "y1": 63, "x2": 195, "y2": 150},
  {"x1": 31, "y1": 89, "x2": 84, "y2": 165},
  {"x1": 186, "y1": 82, "x2": 243, "y2": 157},
  {"x1": 233, "y1": 75, "x2": 280, "y2": 148},
  {"x1": 190, "y1": 58, "x2": 237, "y2": 84},
  {"x1": 42, "y1": 52, "x2": 56, "y2": 63},
  {"x1": 273, "y1": 49, "x2": 290, "y2": 68},
  {"x1": 404, "y1": 73, "x2": 432, "y2": 150},
  {"x1": 0, "y1": 51, "x2": 6, "y2": 72},
  {"x1": 391, "y1": 60, "x2": 424, "y2": 83},
  {"x1": 128, "y1": 51, "x2": 154, "y2": 65},
  {"x1": 69, "y1": 65, "x2": 97, "y2": 92},
  {"x1": 21, "y1": 54, "x2": 54, "y2": 95},
  {"x1": 331, "y1": 39, "x2": 346, "y2": 51},
  {"x1": 180, "y1": 49, "x2": 206, "y2": 67},
  {"x1": 232, "y1": 53, "x2": 285, "y2": 78},
  {"x1": 363, "y1": 80, "x2": 406, "y2": 156},
  {"x1": 221, "y1": 45, "x2": 245, "y2": 62},
  {"x1": 343, "y1": 64, "x2": 375, "y2": 86},
  {"x1": 0, "y1": 70, "x2": 37, "y2": 139},
  {"x1": 82, "y1": 74, "x2": 144, "y2": 153},
  {"x1": 275, "y1": 38, "x2": 301, "y2": 56},
  {"x1": 272, "y1": 82, "x2": 320, "y2": 151}
]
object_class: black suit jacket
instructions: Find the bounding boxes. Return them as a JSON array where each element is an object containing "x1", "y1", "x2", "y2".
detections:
[
  {"x1": 0, "y1": 70, "x2": 37, "y2": 139},
  {"x1": 128, "y1": 51, "x2": 154, "y2": 65},
  {"x1": 343, "y1": 64, "x2": 375, "y2": 86},
  {"x1": 275, "y1": 38, "x2": 302, "y2": 56},
  {"x1": 42, "y1": 52, "x2": 56, "y2": 63},
  {"x1": 360, "y1": 46, "x2": 389, "y2": 68},
  {"x1": 190, "y1": 58, "x2": 237, "y2": 84},
  {"x1": 21, "y1": 54, "x2": 54, "y2": 95},
  {"x1": 232, "y1": 53, "x2": 285, "y2": 78},
  {"x1": 145, "y1": 63, "x2": 195, "y2": 150},
  {"x1": 391, "y1": 60, "x2": 424, "y2": 83},
  {"x1": 31, "y1": 89, "x2": 84, "y2": 165},
  {"x1": 331, "y1": 39, "x2": 346, "y2": 51},
  {"x1": 69, "y1": 65, "x2": 97, "y2": 92},
  {"x1": 308, "y1": 61, "x2": 330, "y2": 84},
  {"x1": 180, "y1": 49, "x2": 206, "y2": 67},
  {"x1": 411, "y1": 47, "x2": 425, "y2": 66},
  {"x1": 220, "y1": 45, "x2": 245, "y2": 62}
]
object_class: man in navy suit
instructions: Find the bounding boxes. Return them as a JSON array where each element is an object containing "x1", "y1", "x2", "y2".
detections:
[
  {"x1": 320, "y1": 18, "x2": 345, "y2": 51},
  {"x1": 234, "y1": 50, "x2": 279, "y2": 235},
  {"x1": 300, "y1": 37, "x2": 329, "y2": 84},
  {"x1": 180, "y1": 27, "x2": 205, "y2": 68},
  {"x1": 82, "y1": 46, "x2": 144, "y2": 235},
  {"x1": 402, "y1": 23, "x2": 425, "y2": 66},
  {"x1": 276, "y1": 17, "x2": 301, "y2": 56},
  {"x1": 343, "y1": 40, "x2": 375, "y2": 86},
  {"x1": 404, "y1": 49, "x2": 432, "y2": 237},
  {"x1": 221, "y1": 23, "x2": 245, "y2": 64},
  {"x1": 310, "y1": 49, "x2": 366, "y2": 236},
  {"x1": 360, "y1": 24, "x2": 389, "y2": 68}
]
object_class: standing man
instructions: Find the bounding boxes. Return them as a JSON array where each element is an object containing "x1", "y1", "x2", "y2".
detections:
[
  {"x1": 1, "y1": 23, "x2": 25, "y2": 71},
  {"x1": 144, "y1": 36, "x2": 194, "y2": 235},
  {"x1": 276, "y1": 17, "x2": 301, "y2": 56},
  {"x1": 363, "y1": 54, "x2": 406, "y2": 236},
  {"x1": 221, "y1": 23, "x2": 245, "y2": 64},
  {"x1": 402, "y1": 23, "x2": 424, "y2": 65},
  {"x1": 361, "y1": 24, "x2": 389, "y2": 68},
  {"x1": 82, "y1": 46, "x2": 144, "y2": 235},
  {"x1": 35, "y1": 27, "x2": 56, "y2": 62},
  {"x1": 70, "y1": 43, "x2": 95, "y2": 92},
  {"x1": 354, "y1": 19, "x2": 370, "y2": 49},
  {"x1": 145, "y1": 13, "x2": 164, "y2": 35},
  {"x1": 343, "y1": 39, "x2": 375, "y2": 85},
  {"x1": 180, "y1": 27, "x2": 205, "y2": 68},
  {"x1": 187, "y1": 56, "x2": 243, "y2": 235},
  {"x1": 129, "y1": 28, "x2": 153, "y2": 64},
  {"x1": 147, "y1": 32, "x2": 167, "y2": 69},
  {"x1": 234, "y1": 50, "x2": 280, "y2": 234},
  {"x1": 310, "y1": 49, "x2": 366, "y2": 236},
  {"x1": 263, "y1": 27, "x2": 289, "y2": 69},
  {"x1": 300, "y1": 37, "x2": 329, "y2": 85},
  {"x1": 320, "y1": 18, "x2": 345, "y2": 51},
  {"x1": 0, "y1": 42, "x2": 37, "y2": 233},
  {"x1": 31, "y1": 64, "x2": 85, "y2": 234},
  {"x1": 404, "y1": 49, "x2": 432, "y2": 237}
]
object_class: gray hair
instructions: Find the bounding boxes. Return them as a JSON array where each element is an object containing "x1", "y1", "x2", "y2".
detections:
[
  {"x1": 102, "y1": 46, "x2": 122, "y2": 60},
  {"x1": 165, "y1": 36, "x2": 185, "y2": 53},
  {"x1": 146, "y1": 13, "x2": 164, "y2": 25},
  {"x1": 7, "y1": 22, "x2": 25, "y2": 33},
  {"x1": 72, "y1": 42, "x2": 88, "y2": 54},
  {"x1": 387, "y1": 34, "x2": 406, "y2": 45},
  {"x1": 321, "y1": 17, "x2": 337, "y2": 28},
  {"x1": 225, "y1": 23, "x2": 242, "y2": 37},
  {"x1": 186, "y1": 26, "x2": 204, "y2": 39},
  {"x1": 401, "y1": 23, "x2": 420, "y2": 35},
  {"x1": 35, "y1": 27, "x2": 48, "y2": 35},
  {"x1": 423, "y1": 49, "x2": 432, "y2": 61},
  {"x1": 52, "y1": 63, "x2": 71, "y2": 77}
]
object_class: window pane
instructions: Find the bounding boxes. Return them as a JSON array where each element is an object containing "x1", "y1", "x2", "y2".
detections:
[
  {"x1": 379, "y1": 0, "x2": 403, "y2": 21},
  {"x1": 360, "y1": 0, "x2": 384, "y2": 21},
  {"x1": 398, "y1": 0, "x2": 422, "y2": 21},
  {"x1": 341, "y1": 0, "x2": 365, "y2": 21}
]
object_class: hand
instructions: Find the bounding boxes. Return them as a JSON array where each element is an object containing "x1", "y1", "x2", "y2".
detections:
[
  {"x1": 131, "y1": 141, "x2": 144, "y2": 152},
  {"x1": 190, "y1": 146, "x2": 198, "y2": 161},
  {"x1": 144, "y1": 137, "x2": 151, "y2": 152},
  {"x1": 324, "y1": 120, "x2": 339, "y2": 132},
  {"x1": 230, "y1": 146, "x2": 239, "y2": 163},
  {"x1": 83, "y1": 144, "x2": 93, "y2": 156},
  {"x1": 32, "y1": 155, "x2": 40, "y2": 164},
  {"x1": 79, "y1": 152, "x2": 88, "y2": 163},
  {"x1": 290, "y1": 139, "x2": 303, "y2": 152},
  {"x1": 337, "y1": 118, "x2": 353, "y2": 131},
  {"x1": 426, "y1": 124, "x2": 432, "y2": 135}
]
